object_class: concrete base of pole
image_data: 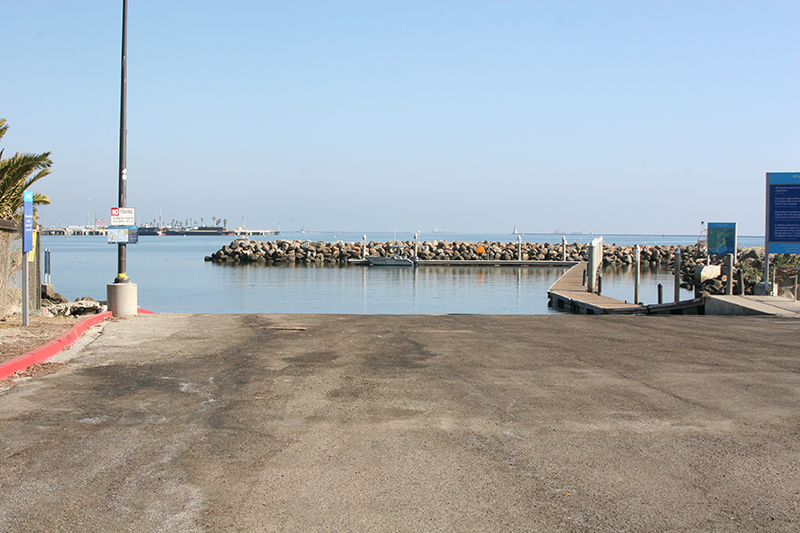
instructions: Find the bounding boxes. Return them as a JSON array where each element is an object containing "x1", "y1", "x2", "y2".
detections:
[{"x1": 107, "y1": 282, "x2": 138, "y2": 317}]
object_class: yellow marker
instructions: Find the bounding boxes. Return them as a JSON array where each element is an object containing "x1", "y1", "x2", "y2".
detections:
[{"x1": 28, "y1": 231, "x2": 38, "y2": 262}]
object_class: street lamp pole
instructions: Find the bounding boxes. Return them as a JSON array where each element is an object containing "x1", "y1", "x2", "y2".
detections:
[
  {"x1": 116, "y1": 0, "x2": 128, "y2": 284},
  {"x1": 107, "y1": 0, "x2": 138, "y2": 317}
]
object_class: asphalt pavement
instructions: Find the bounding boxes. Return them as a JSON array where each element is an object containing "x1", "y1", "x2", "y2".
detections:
[{"x1": 1, "y1": 313, "x2": 799, "y2": 532}]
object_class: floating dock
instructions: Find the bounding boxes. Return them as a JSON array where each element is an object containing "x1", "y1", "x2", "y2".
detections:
[
  {"x1": 547, "y1": 262, "x2": 649, "y2": 314},
  {"x1": 548, "y1": 262, "x2": 800, "y2": 316}
]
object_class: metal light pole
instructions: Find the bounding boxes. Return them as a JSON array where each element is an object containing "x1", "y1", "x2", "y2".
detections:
[
  {"x1": 107, "y1": 0, "x2": 138, "y2": 316},
  {"x1": 86, "y1": 198, "x2": 91, "y2": 227},
  {"x1": 116, "y1": 0, "x2": 128, "y2": 284}
]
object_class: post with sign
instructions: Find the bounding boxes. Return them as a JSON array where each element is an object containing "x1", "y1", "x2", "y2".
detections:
[
  {"x1": 107, "y1": 205, "x2": 138, "y2": 316},
  {"x1": 107, "y1": 0, "x2": 139, "y2": 317},
  {"x1": 764, "y1": 172, "x2": 800, "y2": 295},
  {"x1": 21, "y1": 191, "x2": 33, "y2": 326}
]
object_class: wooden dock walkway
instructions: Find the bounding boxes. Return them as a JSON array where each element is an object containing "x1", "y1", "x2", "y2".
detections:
[{"x1": 547, "y1": 262, "x2": 646, "y2": 314}]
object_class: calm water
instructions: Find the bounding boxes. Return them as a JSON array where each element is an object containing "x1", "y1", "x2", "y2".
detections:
[{"x1": 41, "y1": 232, "x2": 762, "y2": 314}]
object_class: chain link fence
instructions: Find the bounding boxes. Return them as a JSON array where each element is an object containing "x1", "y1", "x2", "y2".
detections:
[{"x1": 0, "y1": 220, "x2": 41, "y2": 316}]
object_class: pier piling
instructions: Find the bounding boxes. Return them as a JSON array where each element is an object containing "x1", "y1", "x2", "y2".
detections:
[{"x1": 674, "y1": 248, "x2": 681, "y2": 302}]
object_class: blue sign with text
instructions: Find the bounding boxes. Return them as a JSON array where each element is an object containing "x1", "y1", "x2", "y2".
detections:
[
  {"x1": 22, "y1": 190, "x2": 33, "y2": 253},
  {"x1": 766, "y1": 172, "x2": 800, "y2": 254}
]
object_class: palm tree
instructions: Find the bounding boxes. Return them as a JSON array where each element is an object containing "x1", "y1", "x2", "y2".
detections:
[{"x1": 0, "y1": 118, "x2": 53, "y2": 221}]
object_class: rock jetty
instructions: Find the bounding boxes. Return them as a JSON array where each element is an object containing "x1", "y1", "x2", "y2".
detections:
[
  {"x1": 206, "y1": 237, "x2": 707, "y2": 266},
  {"x1": 206, "y1": 238, "x2": 787, "y2": 297}
]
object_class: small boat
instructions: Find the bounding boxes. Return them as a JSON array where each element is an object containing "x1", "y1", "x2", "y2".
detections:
[
  {"x1": 366, "y1": 244, "x2": 415, "y2": 266},
  {"x1": 367, "y1": 255, "x2": 415, "y2": 266}
]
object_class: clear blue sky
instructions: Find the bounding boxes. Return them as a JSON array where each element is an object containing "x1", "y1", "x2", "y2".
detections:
[{"x1": 3, "y1": 1, "x2": 798, "y2": 235}]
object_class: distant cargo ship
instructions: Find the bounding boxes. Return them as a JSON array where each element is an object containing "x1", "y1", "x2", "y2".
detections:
[
  {"x1": 138, "y1": 225, "x2": 236, "y2": 236},
  {"x1": 167, "y1": 226, "x2": 236, "y2": 236}
]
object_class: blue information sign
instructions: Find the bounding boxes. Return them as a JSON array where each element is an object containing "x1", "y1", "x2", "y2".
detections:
[
  {"x1": 707, "y1": 222, "x2": 737, "y2": 256},
  {"x1": 22, "y1": 190, "x2": 33, "y2": 253},
  {"x1": 766, "y1": 172, "x2": 800, "y2": 254}
]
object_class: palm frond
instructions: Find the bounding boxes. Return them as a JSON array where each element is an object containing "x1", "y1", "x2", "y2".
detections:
[{"x1": 0, "y1": 119, "x2": 53, "y2": 220}]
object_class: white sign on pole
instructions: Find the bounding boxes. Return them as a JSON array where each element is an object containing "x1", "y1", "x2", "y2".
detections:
[{"x1": 110, "y1": 207, "x2": 135, "y2": 226}]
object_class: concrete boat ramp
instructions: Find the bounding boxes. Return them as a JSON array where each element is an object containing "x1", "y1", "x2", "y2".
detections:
[{"x1": 549, "y1": 262, "x2": 800, "y2": 317}]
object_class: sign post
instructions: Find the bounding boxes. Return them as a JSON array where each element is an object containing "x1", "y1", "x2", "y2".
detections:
[
  {"x1": 107, "y1": 0, "x2": 139, "y2": 317},
  {"x1": 22, "y1": 191, "x2": 33, "y2": 326},
  {"x1": 765, "y1": 172, "x2": 800, "y2": 295}
]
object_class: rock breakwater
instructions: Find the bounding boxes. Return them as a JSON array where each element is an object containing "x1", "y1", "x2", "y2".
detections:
[
  {"x1": 207, "y1": 237, "x2": 708, "y2": 268},
  {"x1": 206, "y1": 238, "x2": 782, "y2": 296}
]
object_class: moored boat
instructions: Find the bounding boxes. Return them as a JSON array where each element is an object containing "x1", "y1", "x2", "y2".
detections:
[{"x1": 366, "y1": 255, "x2": 415, "y2": 266}]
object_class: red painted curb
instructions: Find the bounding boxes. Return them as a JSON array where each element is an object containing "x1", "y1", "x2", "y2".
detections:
[{"x1": 0, "y1": 308, "x2": 154, "y2": 381}]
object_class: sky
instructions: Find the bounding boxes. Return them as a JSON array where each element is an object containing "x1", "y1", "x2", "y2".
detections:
[{"x1": 3, "y1": 1, "x2": 798, "y2": 236}]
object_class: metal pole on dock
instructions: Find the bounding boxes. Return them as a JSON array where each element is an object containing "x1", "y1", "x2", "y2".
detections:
[
  {"x1": 587, "y1": 237, "x2": 603, "y2": 293},
  {"x1": 725, "y1": 254, "x2": 734, "y2": 295},
  {"x1": 562, "y1": 236, "x2": 567, "y2": 261},
  {"x1": 634, "y1": 245, "x2": 641, "y2": 304},
  {"x1": 737, "y1": 269, "x2": 745, "y2": 296},
  {"x1": 362, "y1": 235, "x2": 367, "y2": 259},
  {"x1": 414, "y1": 232, "x2": 419, "y2": 259},
  {"x1": 674, "y1": 248, "x2": 681, "y2": 303},
  {"x1": 517, "y1": 235, "x2": 522, "y2": 261}
]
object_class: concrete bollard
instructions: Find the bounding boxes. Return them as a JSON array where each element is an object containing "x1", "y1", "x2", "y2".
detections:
[{"x1": 107, "y1": 282, "x2": 138, "y2": 317}]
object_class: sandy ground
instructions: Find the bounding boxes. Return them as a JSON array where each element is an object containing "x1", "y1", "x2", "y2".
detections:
[{"x1": 0, "y1": 315, "x2": 80, "y2": 364}]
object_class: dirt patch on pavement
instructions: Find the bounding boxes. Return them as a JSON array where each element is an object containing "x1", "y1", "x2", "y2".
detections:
[{"x1": 0, "y1": 315, "x2": 81, "y2": 364}]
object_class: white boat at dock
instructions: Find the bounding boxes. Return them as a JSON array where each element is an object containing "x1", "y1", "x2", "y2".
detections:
[
  {"x1": 366, "y1": 243, "x2": 415, "y2": 266},
  {"x1": 366, "y1": 255, "x2": 415, "y2": 266}
]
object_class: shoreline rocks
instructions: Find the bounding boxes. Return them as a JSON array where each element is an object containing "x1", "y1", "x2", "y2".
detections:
[{"x1": 41, "y1": 294, "x2": 107, "y2": 317}]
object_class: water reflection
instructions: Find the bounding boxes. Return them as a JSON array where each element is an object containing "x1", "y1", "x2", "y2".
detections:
[
  {"x1": 599, "y1": 264, "x2": 694, "y2": 304},
  {"x1": 205, "y1": 264, "x2": 569, "y2": 315}
]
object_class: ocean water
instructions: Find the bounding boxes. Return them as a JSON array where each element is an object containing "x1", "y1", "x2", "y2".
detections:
[{"x1": 41, "y1": 232, "x2": 763, "y2": 314}]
